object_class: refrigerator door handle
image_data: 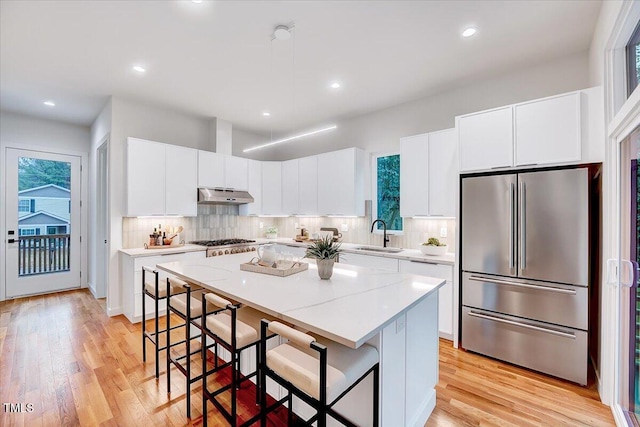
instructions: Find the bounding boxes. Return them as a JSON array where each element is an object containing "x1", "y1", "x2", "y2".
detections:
[
  {"x1": 509, "y1": 183, "x2": 515, "y2": 270},
  {"x1": 468, "y1": 310, "x2": 577, "y2": 339},
  {"x1": 519, "y1": 180, "x2": 526, "y2": 270},
  {"x1": 468, "y1": 275, "x2": 577, "y2": 295}
]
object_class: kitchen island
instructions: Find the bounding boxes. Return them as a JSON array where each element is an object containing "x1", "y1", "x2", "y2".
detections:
[{"x1": 156, "y1": 252, "x2": 444, "y2": 426}]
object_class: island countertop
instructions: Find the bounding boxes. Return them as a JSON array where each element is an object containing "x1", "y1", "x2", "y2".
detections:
[{"x1": 156, "y1": 252, "x2": 444, "y2": 349}]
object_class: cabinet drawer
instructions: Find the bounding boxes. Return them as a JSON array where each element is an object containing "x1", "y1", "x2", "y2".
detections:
[
  {"x1": 461, "y1": 307, "x2": 587, "y2": 385},
  {"x1": 462, "y1": 272, "x2": 587, "y2": 330},
  {"x1": 133, "y1": 251, "x2": 205, "y2": 271},
  {"x1": 399, "y1": 260, "x2": 452, "y2": 282},
  {"x1": 339, "y1": 253, "x2": 398, "y2": 272}
]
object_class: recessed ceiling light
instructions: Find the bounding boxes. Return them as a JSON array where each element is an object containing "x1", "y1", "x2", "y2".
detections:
[
  {"x1": 132, "y1": 65, "x2": 146, "y2": 73},
  {"x1": 262, "y1": 112, "x2": 271, "y2": 117},
  {"x1": 462, "y1": 27, "x2": 477, "y2": 38},
  {"x1": 192, "y1": 0, "x2": 203, "y2": 3},
  {"x1": 330, "y1": 82, "x2": 341, "y2": 89},
  {"x1": 43, "y1": 101, "x2": 55, "y2": 107}
]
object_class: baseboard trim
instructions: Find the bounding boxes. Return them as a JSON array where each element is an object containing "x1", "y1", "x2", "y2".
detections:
[{"x1": 107, "y1": 306, "x2": 122, "y2": 317}]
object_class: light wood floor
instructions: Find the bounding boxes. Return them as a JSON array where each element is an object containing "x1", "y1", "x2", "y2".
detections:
[{"x1": 0, "y1": 289, "x2": 614, "y2": 426}]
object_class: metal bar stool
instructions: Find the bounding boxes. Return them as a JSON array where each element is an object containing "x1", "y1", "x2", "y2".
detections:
[
  {"x1": 166, "y1": 278, "x2": 213, "y2": 419},
  {"x1": 259, "y1": 320, "x2": 380, "y2": 427},
  {"x1": 200, "y1": 292, "x2": 269, "y2": 427},
  {"x1": 141, "y1": 267, "x2": 185, "y2": 378}
]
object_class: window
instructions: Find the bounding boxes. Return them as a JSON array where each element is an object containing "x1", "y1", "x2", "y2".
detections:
[
  {"x1": 19, "y1": 228, "x2": 35, "y2": 236},
  {"x1": 372, "y1": 153, "x2": 402, "y2": 233},
  {"x1": 627, "y1": 20, "x2": 640, "y2": 97},
  {"x1": 18, "y1": 199, "x2": 30, "y2": 212}
]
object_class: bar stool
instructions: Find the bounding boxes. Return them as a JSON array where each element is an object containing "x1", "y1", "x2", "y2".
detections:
[
  {"x1": 259, "y1": 320, "x2": 380, "y2": 427},
  {"x1": 200, "y1": 292, "x2": 268, "y2": 427},
  {"x1": 166, "y1": 278, "x2": 212, "y2": 419},
  {"x1": 141, "y1": 267, "x2": 184, "y2": 378}
]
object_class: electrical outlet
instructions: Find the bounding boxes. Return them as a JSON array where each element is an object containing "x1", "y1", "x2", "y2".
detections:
[
  {"x1": 259, "y1": 222, "x2": 264, "y2": 229},
  {"x1": 341, "y1": 223, "x2": 348, "y2": 232},
  {"x1": 440, "y1": 227, "x2": 447, "y2": 238}
]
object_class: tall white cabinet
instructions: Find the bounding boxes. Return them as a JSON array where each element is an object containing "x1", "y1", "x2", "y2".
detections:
[
  {"x1": 400, "y1": 128, "x2": 458, "y2": 218},
  {"x1": 281, "y1": 159, "x2": 299, "y2": 214},
  {"x1": 261, "y1": 162, "x2": 282, "y2": 215},
  {"x1": 298, "y1": 156, "x2": 318, "y2": 215},
  {"x1": 317, "y1": 148, "x2": 366, "y2": 216},
  {"x1": 239, "y1": 160, "x2": 263, "y2": 216},
  {"x1": 126, "y1": 137, "x2": 198, "y2": 217}
]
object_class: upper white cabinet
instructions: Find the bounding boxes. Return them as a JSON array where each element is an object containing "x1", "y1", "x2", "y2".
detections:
[
  {"x1": 198, "y1": 151, "x2": 248, "y2": 191},
  {"x1": 224, "y1": 155, "x2": 249, "y2": 190},
  {"x1": 317, "y1": 148, "x2": 366, "y2": 216},
  {"x1": 197, "y1": 150, "x2": 225, "y2": 188},
  {"x1": 514, "y1": 92, "x2": 581, "y2": 166},
  {"x1": 400, "y1": 128, "x2": 457, "y2": 218},
  {"x1": 400, "y1": 134, "x2": 429, "y2": 217},
  {"x1": 262, "y1": 162, "x2": 282, "y2": 215},
  {"x1": 126, "y1": 138, "x2": 197, "y2": 217},
  {"x1": 298, "y1": 156, "x2": 318, "y2": 215},
  {"x1": 458, "y1": 106, "x2": 513, "y2": 172},
  {"x1": 458, "y1": 89, "x2": 601, "y2": 173},
  {"x1": 165, "y1": 145, "x2": 198, "y2": 216},
  {"x1": 239, "y1": 160, "x2": 262, "y2": 216},
  {"x1": 281, "y1": 159, "x2": 299, "y2": 214}
]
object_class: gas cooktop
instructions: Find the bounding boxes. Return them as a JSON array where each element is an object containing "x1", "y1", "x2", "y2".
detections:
[{"x1": 190, "y1": 239, "x2": 256, "y2": 247}]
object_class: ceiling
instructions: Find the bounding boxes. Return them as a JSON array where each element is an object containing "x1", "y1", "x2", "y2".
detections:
[{"x1": 0, "y1": 1, "x2": 602, "y2": 135}]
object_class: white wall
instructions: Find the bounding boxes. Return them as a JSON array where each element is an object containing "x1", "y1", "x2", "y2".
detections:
[
  {"x1": 589, "y1": 1, "x2": 625, "y2": 87},
  {"x1": 0, "y1": 111, "x2": 90, "y2": 301},
  {"x1": 240, "y1": 52, "x2": 591, "y2": 161}
]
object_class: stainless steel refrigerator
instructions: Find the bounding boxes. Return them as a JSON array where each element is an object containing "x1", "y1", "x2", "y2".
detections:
[{"x1": 460, "y1": 167, "x2": 596, "y2": 385}]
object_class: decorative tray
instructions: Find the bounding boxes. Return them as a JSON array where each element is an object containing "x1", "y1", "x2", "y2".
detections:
[
  {"x1": 144, "y1": 243, "x2": 185, "y2": 250},
  {"x1": 240, "y1": 261, "x2": 308, "y2": 277}
]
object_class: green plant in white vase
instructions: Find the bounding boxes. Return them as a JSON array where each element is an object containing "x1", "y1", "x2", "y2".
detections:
[
  {"x1": 265, "y1": 226, "x2": 278, "y2": 239},
  {"x1": 305, "y1": 235, "x2": 341, "y2": 279}
]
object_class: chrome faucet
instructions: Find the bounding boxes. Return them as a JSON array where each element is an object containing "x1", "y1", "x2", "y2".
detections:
[{"x1": 370, "y1": 219, "x2": 390, "y2": 248}]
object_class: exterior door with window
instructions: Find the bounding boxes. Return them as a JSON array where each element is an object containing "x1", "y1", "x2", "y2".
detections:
[{"x1": 4, "y1": 148, "x2": 81, "y2": 297}]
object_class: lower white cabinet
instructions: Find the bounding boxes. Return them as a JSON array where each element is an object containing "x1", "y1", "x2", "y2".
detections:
[
  {"x1": 120, "y1": 250, "x2": 206, "y2": 323},
  {"x1": 399, "y1": 260, "x2": 453, "y2": 339}
]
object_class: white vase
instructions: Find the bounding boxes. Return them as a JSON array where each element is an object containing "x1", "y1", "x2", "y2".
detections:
[
  {"x1": 316, "y1": 259, "x2": 335, "y2": 280},
  {"x1": 265, "y1": 232, "x2": 277, "y2": 239}
]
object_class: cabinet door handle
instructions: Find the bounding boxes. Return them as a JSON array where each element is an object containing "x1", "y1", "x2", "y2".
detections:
[
  {"x1": 468, "y1": 310, "x2": 576, "y2": 339},
  {"x1": 409, "y1": 260, "x2": 438, "y2": 266},
  {"x1": 468, "y1": 275, "x2": 576, "y2": 295}
]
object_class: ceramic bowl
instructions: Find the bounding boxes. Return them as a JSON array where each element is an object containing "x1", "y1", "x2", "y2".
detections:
[{"x1": 419, "y1": 245, "x2": 447, "y2": 256}]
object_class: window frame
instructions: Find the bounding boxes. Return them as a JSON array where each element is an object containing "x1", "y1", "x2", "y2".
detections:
[
  {"x1": 371, "y1": 151, "x2": 403, "y2": 235},
  {"x1": 19, "y1": 228, "x2": 36, "y2": 236},
  {"x1": 18, "y1": 199, "x2": 30, "y2": 212},
  {"x1": 626, "y1": 20, "x2": 640, "y2": 97}
]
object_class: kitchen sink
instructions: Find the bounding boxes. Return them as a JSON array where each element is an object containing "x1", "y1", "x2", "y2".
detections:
[{"x1": 353, "y1": 246, "x2": 404, "y2": 253}]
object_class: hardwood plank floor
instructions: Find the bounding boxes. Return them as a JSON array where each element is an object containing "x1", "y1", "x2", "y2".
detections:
[{"x1": 0, "y1": 289, "x2": 614, "y2": 426}]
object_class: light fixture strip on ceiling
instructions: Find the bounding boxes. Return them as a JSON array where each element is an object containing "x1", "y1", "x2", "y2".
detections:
[{"x1": 243, "y1": 125, "x2": 337, "y2": 153}]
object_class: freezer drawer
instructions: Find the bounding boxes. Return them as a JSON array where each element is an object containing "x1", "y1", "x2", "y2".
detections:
[
  {"x1": 461, "y1": 307, "x2": 587, "y2": 385},
  {"x1": 462, "y1": 272, "x2": 588, "y2": 330}
]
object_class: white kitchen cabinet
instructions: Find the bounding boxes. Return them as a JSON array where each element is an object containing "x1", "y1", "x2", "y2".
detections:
[
  {"x1": 399, "y1": 259, "x2": 453, "y2": 339},
  {"x1": 239, "y1": 160, "x2": 262, "y2": 216},
  {"x1": 514, "y1": 92, "x2": 581, "y2": 166},
  {"x1": 126, "y1": 138, "x2": 165, "y2": 216},
  {"x1": 281, "y1": 159, "x2": 299, "y2": 214},
  {"x1": 261, "y1": 162, "x2": 283, "y2": 215},
  {"x1": 120, "y1": 250, "x2": 206, "y2": 323},
  {"x1": 458, "y1": 106, "x2": 513, "y2": 172},
  {"x1": 298, "y1": 156, "x2": 318, "y2": 215},
  {"x1": 400, "y1": 128, "x2": 457, "y2": 218},
  {"x1": 339, "y1": 252, "x2": 399, "y2": 272},
  {"x1": 165, "y1": 145, "x2": 198, "y2": 216},
  {"x1": 317, "y1": 148, "x2": 366, "y2": 216},
  {"x1": 197, "y1": 150, "x2": 225, "y2": 188},
  {"x1": 126, "y1": 138, "x2": 197, "y2": 217},
  {"x1": 399, "y1": 133, "x2": 429, "y2": 217},
  {"x1": 224, "y1": 155, "x2": 249, "y2": 190},
  {"x1": 428, "y1": 129, "x2": 458, "y2": 217}
]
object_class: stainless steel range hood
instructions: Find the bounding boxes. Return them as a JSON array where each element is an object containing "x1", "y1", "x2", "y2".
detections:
[{"x1": 198, "y1": 188, "x2": 254, "y2": 205}]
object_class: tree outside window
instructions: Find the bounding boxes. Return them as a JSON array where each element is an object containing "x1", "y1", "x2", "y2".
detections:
[{"x1": 374, "y1": 154, "x2": 402, "y2": 232}]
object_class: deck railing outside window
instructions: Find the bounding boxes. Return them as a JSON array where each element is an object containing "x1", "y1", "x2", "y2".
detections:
[{"x1": 18, "y1": 234, "x2": 71, "y2": 276}]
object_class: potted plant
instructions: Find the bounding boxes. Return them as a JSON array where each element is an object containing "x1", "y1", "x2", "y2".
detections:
[
  {"x1": 305, "y1": 235, "x2": 341, "y2": 279},
  {"x1": 265, "y1": 226, "x2": 278, "y2": 239},
  {"x1": 420, "y1": 237, "x2": 448, "y2": 256}
]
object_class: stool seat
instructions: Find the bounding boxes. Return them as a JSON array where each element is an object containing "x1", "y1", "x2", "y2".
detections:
[
  {"x1": 170, "y1": 293, "x2": 209, "y2": 318},
  {"x1": 144, "y1": 280, "x2": 174, "y2": 298},
  {"x1": 205, "y1": 306, "x2": 263, "y2": 349},
  {"x1": 266, "y1": 339, "x2": 378, "y2": 402}
]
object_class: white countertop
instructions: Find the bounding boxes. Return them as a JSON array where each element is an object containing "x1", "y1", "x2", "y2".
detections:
[
  {"x1": 119, "y1": 244, "x2": 207, "y2": 257},
  {"x1": 260, "y1": 237, "x2": 456, "y2": 265},
  {"x1": 156, "y1": 253, "x2": 444, "y2": 348}
]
